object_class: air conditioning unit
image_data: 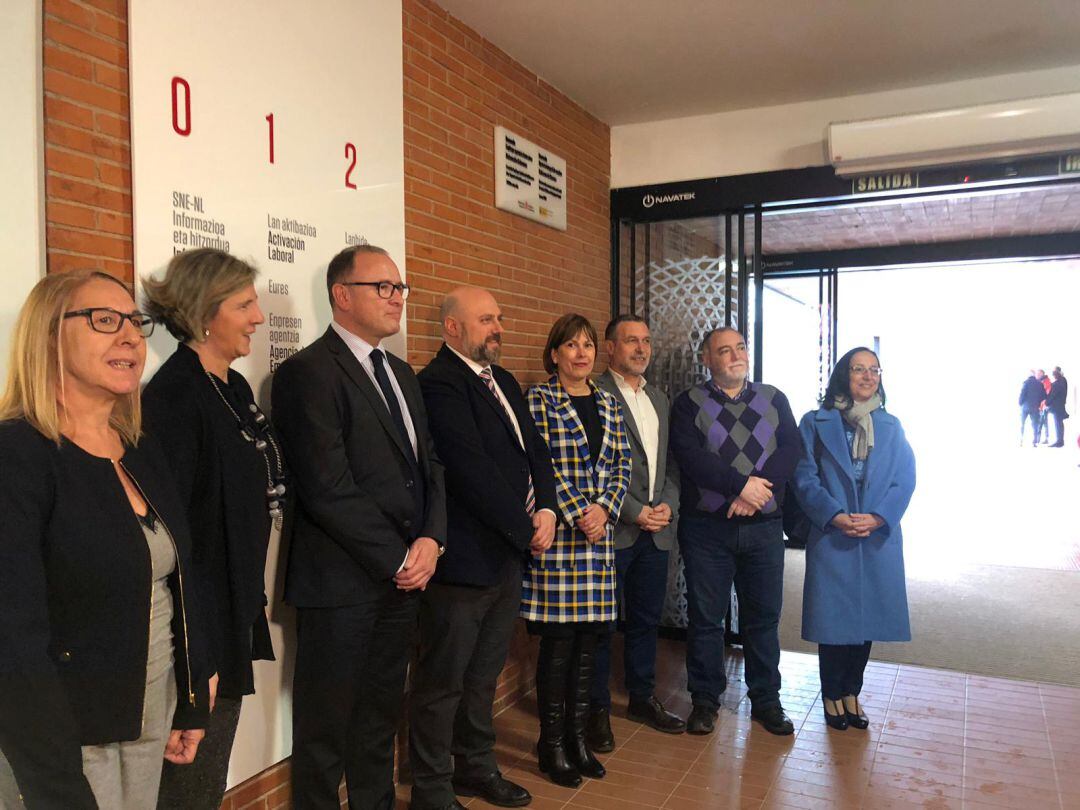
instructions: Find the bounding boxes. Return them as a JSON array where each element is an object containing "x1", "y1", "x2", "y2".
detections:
[{"x1": 828, "y1": 92, "x2": 1080, "y2": 176}]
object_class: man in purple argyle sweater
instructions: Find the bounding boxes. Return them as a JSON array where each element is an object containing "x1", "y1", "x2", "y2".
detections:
[{"x1": 670, "y1": 327, "x2": 800, "y2": 737}]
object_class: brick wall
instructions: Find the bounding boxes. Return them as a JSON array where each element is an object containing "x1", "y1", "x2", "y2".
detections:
[
  {"x1": 402, "y1": 0, "x2": 611, "y2": 385},
  {"x1": 38, "y1": 0, "x2": 611, "y2": 806},
  {"x1": 42, "y1": 0, "x2": 132, "y2": 281}
]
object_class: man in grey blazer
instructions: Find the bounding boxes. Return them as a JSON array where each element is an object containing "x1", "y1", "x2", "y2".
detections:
[{"x1": 586, "y1": 315, "x2": 685, "y2": 752}]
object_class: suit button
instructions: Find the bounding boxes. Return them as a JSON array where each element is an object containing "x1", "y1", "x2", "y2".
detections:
[
  {"x1": 505, "y1": 531, "x2": 513, "y2": 538},
  {"x1": 520, "y1": 467, "x2": 528, "y2": 474},
  {"x1": 405, "y1": 479, "x2": 414, "y2": 488},
  {"x1": 59, "y1": 651, "x2": 72, "y2": 662},
  {"x1": 403, "y1": 520, "x2": 413, "y2": 529}
]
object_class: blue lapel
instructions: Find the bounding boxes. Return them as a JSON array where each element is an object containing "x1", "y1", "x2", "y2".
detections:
[
  {"x1": 814, "y1": 408, "x2": 856, "y2": 483},
  {"x1": 864, "y1": 409, "x2": 896, "y2": 485},
  {"x1": 549, "y1": 378, "x2": 593, "y2": 470}
]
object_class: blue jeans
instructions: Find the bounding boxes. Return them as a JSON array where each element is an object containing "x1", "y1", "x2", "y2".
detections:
[
  {"x1": 590, "y1": 531, "x2": 669, "y2": 708},
  {"x1": 679, "y1": 513, "x2": 785, "y2": 712}
]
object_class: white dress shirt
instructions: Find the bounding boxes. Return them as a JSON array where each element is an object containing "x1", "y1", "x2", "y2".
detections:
[
  {"x1": 610, "y1": 368, "x2": 659, "y2": 502},
  {"x1": 331, "y1": 321, "x2": 418, "y2": 456},
  {"x1": 447, "y1": 345, "x2": 526, "y2": 447}
]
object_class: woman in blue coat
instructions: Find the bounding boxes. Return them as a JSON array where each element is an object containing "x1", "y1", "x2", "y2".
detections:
[{"x1": 792, "y1": 347, "x2": 916, "y2": 731}]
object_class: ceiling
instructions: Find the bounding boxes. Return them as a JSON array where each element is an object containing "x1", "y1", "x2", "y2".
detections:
[
  {"x1": 666, "y1": 183, "x2": 1080, "y2": 255},
  {"x1": 762, "y1": 184, "x2": 1080, "y2": 254},
  {"x1": 437, "y1": 0, "x2": 1080, "y2": 125}
]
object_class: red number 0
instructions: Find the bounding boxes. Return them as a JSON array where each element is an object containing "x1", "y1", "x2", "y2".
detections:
[
  {"x1": 266, "y1": 114, "x2": 275, "y2": 164},
  {"x1": 171, "y1": 76, "x2": 191, "y2": 136},
  {"x1": 344, "y1": 142, "x2": 357, "y2": 189}
]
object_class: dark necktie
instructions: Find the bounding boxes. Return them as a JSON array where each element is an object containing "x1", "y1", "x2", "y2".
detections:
[
  {"x1": 370, "y1": 348, "x2": 416, "y2": 461},
  {"x1": 479, "y1": 367, "x2": 535, "y2": 514}
]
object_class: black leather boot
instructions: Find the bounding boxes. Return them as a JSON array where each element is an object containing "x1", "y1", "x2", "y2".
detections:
[
  {"x1": 565, "y1": 633, "x2": 606, "y2": 779},
  {"x1": 535, "y1": 636, "x2": 582, "y2": 788}
]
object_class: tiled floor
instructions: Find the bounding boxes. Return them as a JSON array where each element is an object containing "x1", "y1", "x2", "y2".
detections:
[{"x1": 396, "y1": 640, "x2": 1080, "y2": 809}]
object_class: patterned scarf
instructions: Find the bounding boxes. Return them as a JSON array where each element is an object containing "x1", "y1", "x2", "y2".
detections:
[{"x1": 836, "y1": 393, "x2": 881, "y2": 461}]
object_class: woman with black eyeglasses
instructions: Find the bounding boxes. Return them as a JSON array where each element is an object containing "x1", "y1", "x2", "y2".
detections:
[
  {"x1": 142, "y1": 249, "x2": 282, "y2": 810},
  {"x1": 792, "y1": 347, "x2": 916, "y2": 731},
  {"x1": 0, "y1": 270, "x2": 208, "y2": 808}
]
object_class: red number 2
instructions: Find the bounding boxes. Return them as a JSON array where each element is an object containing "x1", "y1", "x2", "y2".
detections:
[
  {"x1": 265, "y1": 113, "x2": 275, "y2": 164},
  {"x1": 344, "y1": 142, "x2": 357, "y2": 189},
  {"x1": 171, "y1": 76, "x2": 191, "y2": 136}
]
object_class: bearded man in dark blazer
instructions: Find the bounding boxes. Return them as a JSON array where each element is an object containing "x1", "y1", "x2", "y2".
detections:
[
  {"x1": 408, "y1": 286, "x2": 557, "y2": 810},
  {"x1": 272, "y1": 245, "x2": 446, "y2": 810}
]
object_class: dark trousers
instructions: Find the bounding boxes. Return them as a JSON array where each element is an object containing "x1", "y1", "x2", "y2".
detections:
[
  {"x1": 291, "y1": 591, "x2": 418, "y2": 810},
  {"x1": 590, "y1": 531, "x2": 669, "y2": 708},
  {"x1": 818, "y1": 642, "x2": 873, "y2": 700},
  {"x1": 1021, "y1": 406, "x2": 1040, "y2": 445},
  {"x1": 679, "y1": 513, "x2": 785, "y2": 712},
  {"x1": 408, "y1": 565, "x2": 521, "y2": 809},
  {"x1": 157, "y1": 695, "x2": 243, "y2": 810},
  {"x1": 1050, "y1": 410, "x2": 1067, "y2": 446}
]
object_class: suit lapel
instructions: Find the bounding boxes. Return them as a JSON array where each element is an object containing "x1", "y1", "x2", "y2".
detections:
[
  {"x1": 815, "y1": 408, "x2": 856, "y2": 483},
  {"x1": 551, "y1": 380, "x2": 592, "y2": 468},
  {"x1": 593, "y1": 383, "x2": 616, "y2": 470},
  {"x1": 441, "y1": 346, "x2": 521, "y2": 450},
  {"x1": 324, "y1": 328, "x2": 411, "y2": 463},
  {"x1": 599, "y1": 371, "x2": 643, "y2": 452},
  {"x1": 863, "y1": 410, "x2": 894, "y2": 485}
]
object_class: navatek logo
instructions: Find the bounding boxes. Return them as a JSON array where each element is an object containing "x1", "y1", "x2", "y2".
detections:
[{"x1": 642, "y1": 191, "x2": 695, "y2": 208}]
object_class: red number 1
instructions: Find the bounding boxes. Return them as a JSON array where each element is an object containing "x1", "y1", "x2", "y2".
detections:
[
  {"x1": 345, "y1": 142, "x2": 357, "y2": 189},
  {"x1": 265, "y1": 114, "x2": 275, "y2": 164}
]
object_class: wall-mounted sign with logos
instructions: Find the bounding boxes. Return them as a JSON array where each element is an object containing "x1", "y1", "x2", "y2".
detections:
[{"x1": 494, "y1": 126, "x2": 566, "y2": 230}]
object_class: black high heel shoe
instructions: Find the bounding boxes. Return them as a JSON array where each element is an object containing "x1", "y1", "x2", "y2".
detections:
[
  {"x1": 842, "y1": 695, "x2": 869, "y2": 729},
  {"x1": 822, "y1": 698, "x2": 849, "y2": 730}
]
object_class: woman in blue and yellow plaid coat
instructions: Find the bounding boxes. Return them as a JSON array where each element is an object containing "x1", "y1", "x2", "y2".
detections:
[{"x1": 524, "y1": 313, "x2": 631, "y2": 788}]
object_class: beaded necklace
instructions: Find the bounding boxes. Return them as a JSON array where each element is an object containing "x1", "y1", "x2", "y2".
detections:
[{"x1": 204, "y1": 371, "x2": 286, "y2": 528}]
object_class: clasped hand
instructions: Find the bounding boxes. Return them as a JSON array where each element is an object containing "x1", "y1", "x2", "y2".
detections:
[
  {"x1": 831, "y1": 513, "x2": 883, "y2": 538},
  {"x1": 395, "y1": 536, "x2": 440, "y2": 591},
  {"x1": 575, "y1": 503, "x2": 609, "y2": 544},
  {"x1": 727, "y1": 476, "x2": 772, "y2": 518},
  {"x1": 635, "y1": 502, "x2": 672, "y2": 533},
  {"x1": 529, "y1": 509, "x2": 556, "y2": 556}
]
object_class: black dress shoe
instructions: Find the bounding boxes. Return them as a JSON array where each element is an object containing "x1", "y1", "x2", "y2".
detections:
[
  {"x1": 751, "y1": 704, "x2": 795, "y2": 736},
  {"x1": 453, "y1": 772, "x2": 531, "y2": 807},
  {"x1": 822, "y1": 698, "x2": 849, "y2": 731},
  {"x1": 686, "y1": 704, "x2": 717, "y2": 735},
  {"x1": 627, "y1": 696, "x2": 686, "y2": 734},
  {"x1": 841, "y1": 695, "x2": 869, "y2": 729},
  {"x1": 411, "y1": 802, "x2": 467, "y2": 810},
  {"x1": 586, "y1": 706, "x2": 615, "y2": 752}
]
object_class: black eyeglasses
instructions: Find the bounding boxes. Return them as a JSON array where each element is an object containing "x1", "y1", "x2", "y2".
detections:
[
  {"x1": 338, "y1": 281, "x2": 411, "y2": 300},
  {"x1": 64, "y1": 308, "x2": 156, "y2": 337}
]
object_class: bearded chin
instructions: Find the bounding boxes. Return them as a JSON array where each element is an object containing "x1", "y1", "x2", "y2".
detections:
[{"x1": 469, "y1": 343, "x2": 501, "y2": 364}]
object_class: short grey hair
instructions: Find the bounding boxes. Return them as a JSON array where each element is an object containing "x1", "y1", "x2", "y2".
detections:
[{"x1": 142, "y1": 248, "x2": 258, "y2": 342}]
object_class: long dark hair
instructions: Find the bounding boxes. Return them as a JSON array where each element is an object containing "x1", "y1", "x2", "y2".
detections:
[{"x1": 822, "y1": 346, "x2": 886, "y2": 410}]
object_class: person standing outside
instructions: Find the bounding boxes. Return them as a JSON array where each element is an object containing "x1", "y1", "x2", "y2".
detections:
[
  {"x1": 1019, "y1": 370, "x2": 1045, "y2": 447},
  {"x1": 272, "y1": 245, "x2": 446, "y2": 810},
  {"x1": 670, "y1": 327, "x2": 800, "y2": 737},
  {"x1": 586, "y1": 314, "x2": 685, "y2": 753},
  {"x1": 408, "y1": 287, "x2": 557, "y2": 810},
  {"x1": 1047, "y1": 366, "x2": 1069, "y2": 448}
]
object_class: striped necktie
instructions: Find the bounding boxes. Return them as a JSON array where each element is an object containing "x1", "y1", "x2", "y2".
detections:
[{"x1": 479, "y1": 366, "x2": 535, "y2": 514}]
